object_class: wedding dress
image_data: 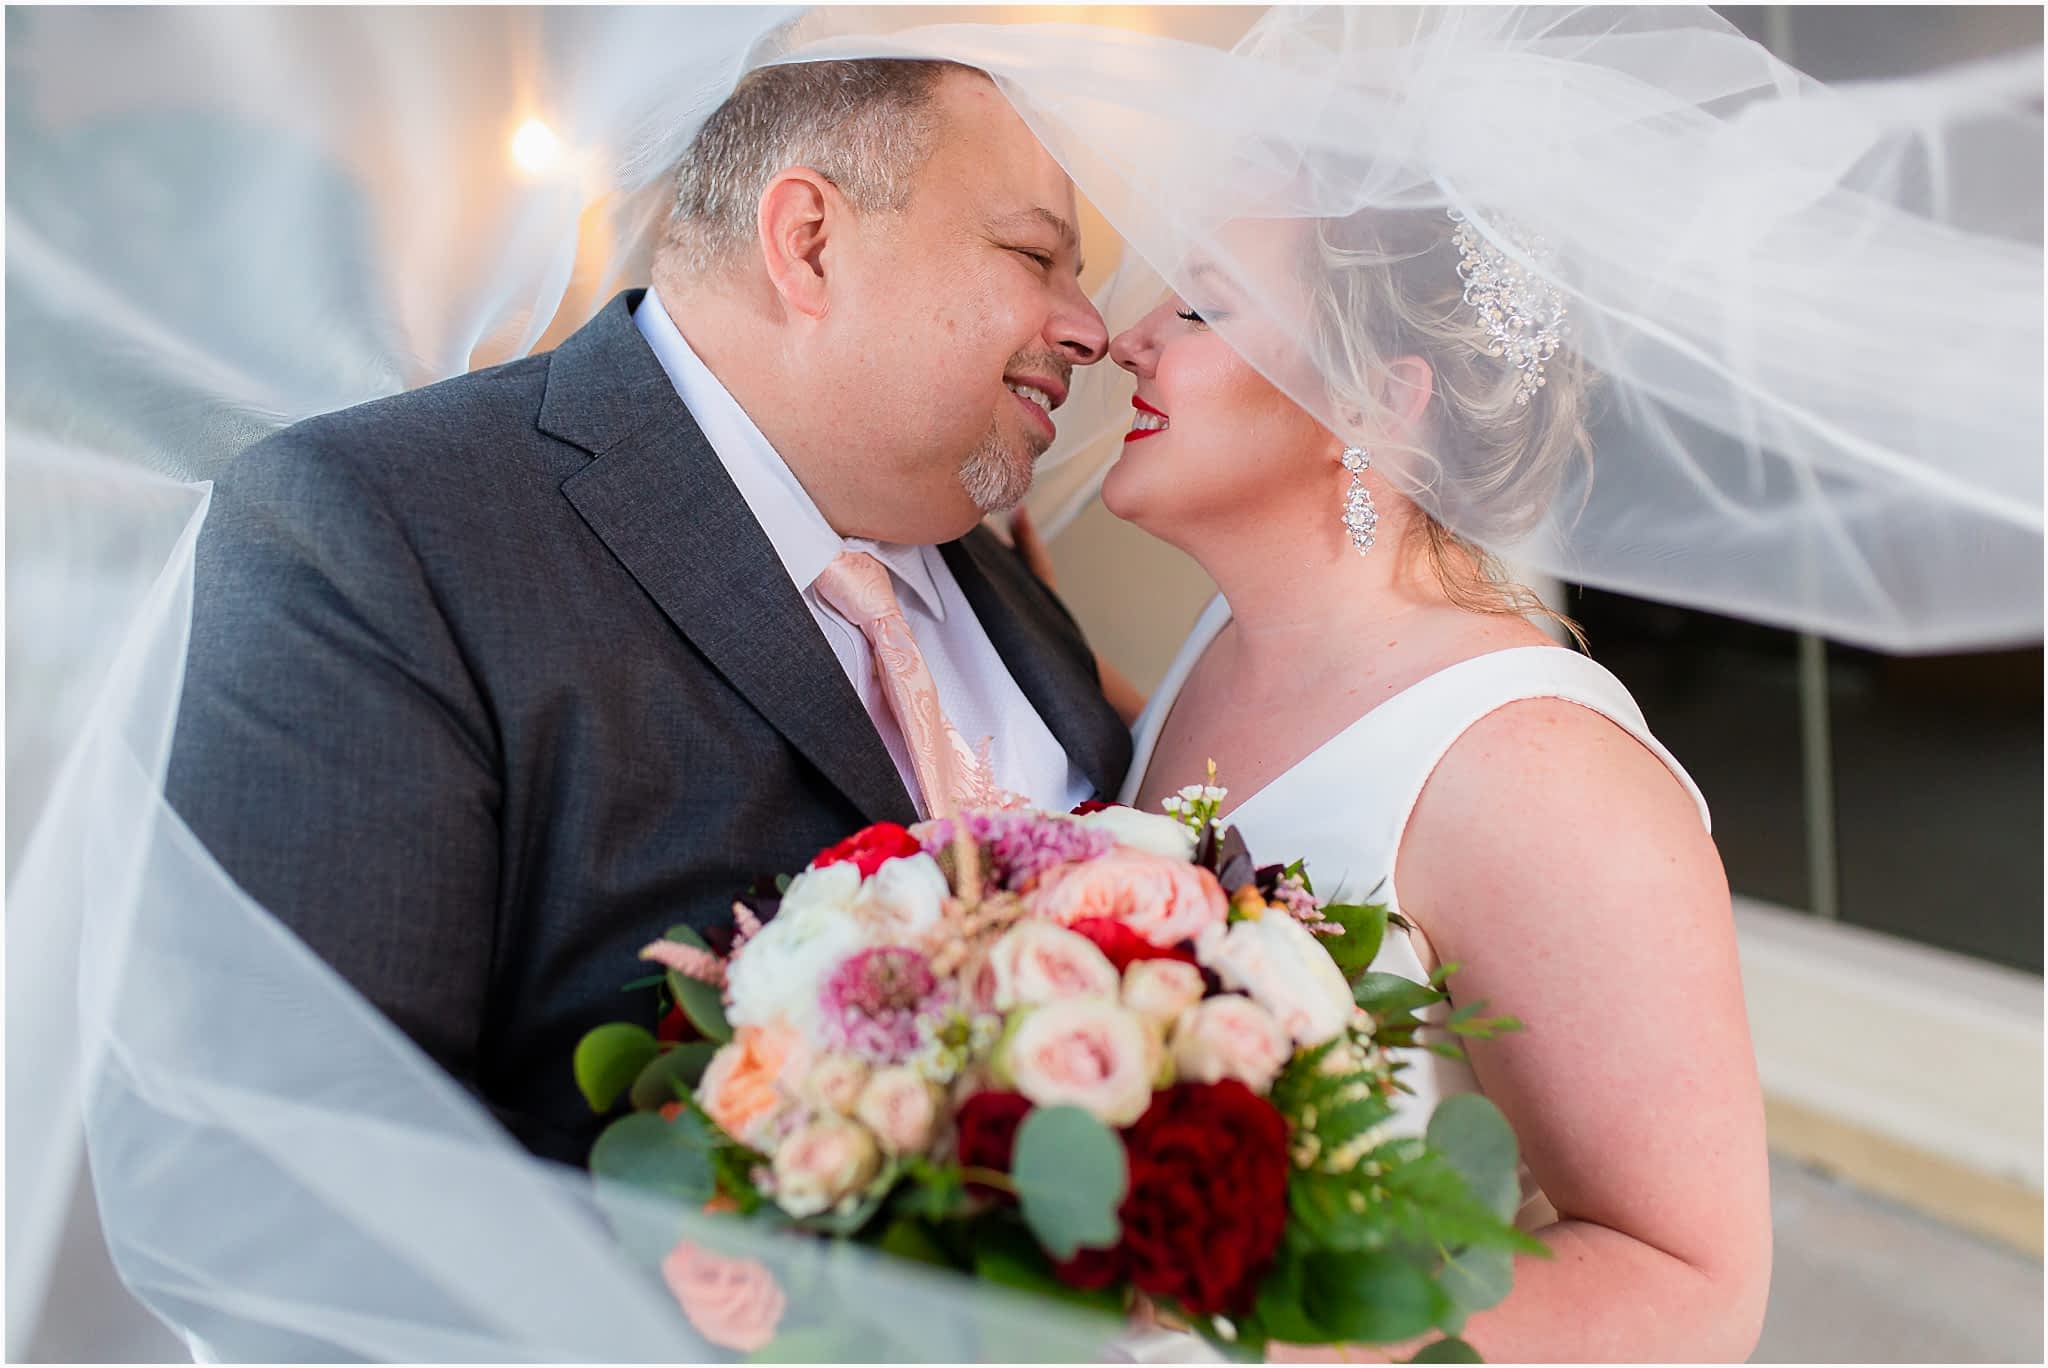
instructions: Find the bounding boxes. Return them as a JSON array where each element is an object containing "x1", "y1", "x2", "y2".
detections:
[{"x1": 1120, "y1": 594, "x2": 1712, "y2": 1208}]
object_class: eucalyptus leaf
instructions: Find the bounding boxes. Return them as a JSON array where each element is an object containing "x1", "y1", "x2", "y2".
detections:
[
  {"x1": 667, "y1": 967, "x2": 732, "y2": 1043},
  {"x1": 628, "y1": 1040, "x2": 719, "y2": 1112},
  {"x1": 1012, "y1": 1106, "x2": 1128, "y2": 1260},
  {"x1": 1439, "y1": 1243, "x2": 1515, "y2": 1315},
  {"x1": 1425, "y1": 1095, "x2": 1520, "y2": 1222},
  {"x1": 588, "y1": 1110, "x2": 716, "y2": 1205},
  {"x1": 573, "y1": 1022, "x2": 659, "y2": 1113}
]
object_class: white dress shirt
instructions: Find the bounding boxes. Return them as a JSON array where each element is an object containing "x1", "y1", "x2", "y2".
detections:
[{"x1": 633, "y1": 293, "x2": 1093, "y2": 818}]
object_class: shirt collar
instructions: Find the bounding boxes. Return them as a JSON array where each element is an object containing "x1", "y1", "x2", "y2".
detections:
[{"x1": 634, "y1": 292, "x2": 945, "y2": 621}]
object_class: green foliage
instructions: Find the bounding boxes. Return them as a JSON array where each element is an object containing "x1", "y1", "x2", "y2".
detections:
[
  {"x1": 574, "y1": 1022, "x2": 659, "y2": 1113},
  {"x1": 1300, "y1": 1249, "x2": 1448, "y2": 1344},
  {"x1": 589, "y1": 1110, "x2": 716, "y2": 1205},
  {"x1": 876, "y1": 1216, "x2": 956, "y2": 1269},
  {"x1": 656, "y1": 926, "x2": 732, "y2": 1043},
  {"x1": 628, "y1": 1040, "x2": 718, "y2": 1112},
  {"x1": 894, "y1": 1158, "x2": 973, "y2": 1223},
  {"x1": 1426, "y1": 1095, "x2": 1520, "y2": 1222},
  {"x1": 1352, "y1": 972, "x2": 1447, "y2": 1021},
  {"x1": 1320, "y1": 901, "x2": 1390, "y2": 981},
  {"x1": 971, "y1": 1221, "x2": 1125, "y2": 1317},
  {"x1": 1012, "y1": 1106, "x2": 1127, "y2": 1260},
  {"x1": 1408, "y1": 1336, "x2": 1484, "y2": 1363}
]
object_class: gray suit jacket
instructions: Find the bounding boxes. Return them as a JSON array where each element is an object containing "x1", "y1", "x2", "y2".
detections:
[{"x1": 166, "y1": 290, "x2": 1131, "y2": 1164}]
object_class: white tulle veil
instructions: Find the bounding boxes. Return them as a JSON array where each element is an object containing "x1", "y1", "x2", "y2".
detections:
[{"x1": 8, "y1": 5, "x2": 2041, "y2": 1359}]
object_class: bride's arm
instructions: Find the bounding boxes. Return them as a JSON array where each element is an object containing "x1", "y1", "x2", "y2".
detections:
[{"x1": 1276, "y1": 698, "x2": 1771, "y2": 1364}]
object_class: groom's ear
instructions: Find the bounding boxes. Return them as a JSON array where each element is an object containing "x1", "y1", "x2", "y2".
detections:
[{"x1": 756, "y1": 168, "x2": 838, "y2": 320}]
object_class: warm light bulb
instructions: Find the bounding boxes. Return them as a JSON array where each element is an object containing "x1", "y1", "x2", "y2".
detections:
[{"x1": 510, "y1": 118, "x2": 561, "y2": 174}]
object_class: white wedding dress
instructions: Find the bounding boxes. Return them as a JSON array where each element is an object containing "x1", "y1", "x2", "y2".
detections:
[{"x1": 1121, "y1": 595, "x2": 1714, "y2": 1224}]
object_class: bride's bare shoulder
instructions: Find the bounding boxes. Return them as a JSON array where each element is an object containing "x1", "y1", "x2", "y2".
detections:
[{"x1": 1397, "y1": 694, "x2": 1724, "y2": 931}]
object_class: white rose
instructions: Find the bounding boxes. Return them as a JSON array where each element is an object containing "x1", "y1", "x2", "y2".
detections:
[
  {"x1": 727, "y1": 863, "x2": 870, "y2": 1039},
  {"x1": 854, "y1": 1065, "x2": 944, "y2": 1156},
  {"x1": 851, "y1": 853, "x2": 951, "y2": 947},
  {"x1": 1170, "y1": 994, "x2": 1293, "y2": 1094},
  {"x1": 1195, "y1": 912, "x2": 1353, "y2": 1046},
  {"x1": 985, "y1": 921, "x2": 1121, "y2": 1011},
  {"x1": 1071, "y1": 806, "x2": 1199, "y2": 861},
  {"x1": 1121, "y1": 958, "x2": 1207, "y2": 1027},
  {"x1": 771, "y1": 1116, "x2": 882, "y2": 1218},
  {"x1": 998, "y1": 998, "x2": 1160, "y2": 1128}
]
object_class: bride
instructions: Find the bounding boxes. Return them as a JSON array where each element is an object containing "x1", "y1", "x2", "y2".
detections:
[{"x1": 1047, "y1": 205, "x2": 1772, "y2": 1361}]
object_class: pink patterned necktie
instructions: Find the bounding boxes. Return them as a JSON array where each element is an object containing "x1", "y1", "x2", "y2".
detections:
[{"x1": 812, "y1": 550, "x2": 1015, "y2": 820}]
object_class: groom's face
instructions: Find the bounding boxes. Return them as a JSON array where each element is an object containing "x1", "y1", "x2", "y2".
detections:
[{"x1": 823, "y1": 72, "x2": 1107, "y2": 541}]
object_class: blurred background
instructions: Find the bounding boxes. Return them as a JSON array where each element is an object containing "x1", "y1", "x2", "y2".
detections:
[{"x1": 1043, "y1": 6, "x2": 2045, "y2": 1363}]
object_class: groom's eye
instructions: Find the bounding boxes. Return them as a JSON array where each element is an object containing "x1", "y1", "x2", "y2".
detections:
[{"x1": 1013, "y1": 247, "x2": 1056, "y2": 271}]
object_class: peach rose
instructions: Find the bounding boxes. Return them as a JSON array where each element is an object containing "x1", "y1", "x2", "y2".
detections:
[
  {"x1": 802, "y1": 1055, "x2": 870, "y2": 1116},
  {"x1": 855, "y1": 1065, "x2": 944, "y2": 1155},
  {"x1": 1170, "y1": 994, "x2": 1293, "y2": 1094},
  {"x1": 1025, "y1": 851, "x2": 1229, "y2": 950},
  {"x1": 661, "y1": 1238, "x2": 786, "y2": 1353},
  {"x1": 984, "y1": 920, "x2": 1121, "y2": 1011},
  {"x1": 771, "y1": 1116, "x2": 882, "y2": 1218},
  {"x1": 998, "y1": 998, "x2": 1160, "y2": 1127},
  {"x1": 696, "y1": 1024, "x2": 809, "y2": 1149},
  {"x1": 1121, "y1": 958, "x2": 1207, "y2": 1027}
]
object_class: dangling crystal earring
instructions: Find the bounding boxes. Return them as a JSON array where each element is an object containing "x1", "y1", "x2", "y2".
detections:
[{"x1": 1340, "y1": 446, "x2": 1378, "y2": 555}]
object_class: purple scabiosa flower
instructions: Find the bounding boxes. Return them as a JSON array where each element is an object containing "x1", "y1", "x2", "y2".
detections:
[
  {"x1": 916, "y1": 811, "x2": 1117, "y2": 892},
  {"x1": 817, "y1": 946, "x2": 949, "y2": 1064}
]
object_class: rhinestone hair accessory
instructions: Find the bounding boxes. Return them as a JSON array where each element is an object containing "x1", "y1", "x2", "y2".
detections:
[
  {"x1": 1340, "y1": 445, "x2": 1377, "y2": 555},
  {"x1": 1447, "y1": 208, "x2": 1568, "y2": 406}
]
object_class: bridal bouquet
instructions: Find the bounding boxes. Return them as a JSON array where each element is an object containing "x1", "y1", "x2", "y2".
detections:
[{"x1": 574, "y1": 783, "x2": 1542, "y2": 1361}]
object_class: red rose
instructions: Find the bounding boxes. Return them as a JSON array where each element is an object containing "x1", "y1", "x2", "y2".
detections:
[
  {"x1": 956, "y1": 1090, "x2": 1035, "y2": 1198},
  {"x1": 1070, "y1": 800, "x2": 1117, "y2": 816},
  {"x1": 1067, "y1": 916, "x2": 1200, "y2": 973},
  {"x1": 812, "y1": 822, "x2": 924, "y2": 879},
  {"x1": 1051, "y1": 1081, "x2": 1290, "y2": 1317},
  {"x1": 656, "y1": 1004, "x2": 694, "y2": 1043}
]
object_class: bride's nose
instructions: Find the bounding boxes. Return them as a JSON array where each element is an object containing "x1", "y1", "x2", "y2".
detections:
[{"x1": 1109, "y1": 318, "x2": 1155, "y2": 377}]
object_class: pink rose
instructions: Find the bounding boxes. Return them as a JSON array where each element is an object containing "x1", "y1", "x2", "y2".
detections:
[
  {"x1": 998, "y1": 998, "x2": 1160, "y2": 1127},
  {"x1": 855, "y1": 1065, "x2": 944, "y2": 1155},
  {"x1": 771, "y1": 1116, "x2": 882, "y2": 1218},
  {"x1": 1121, "y1": 958, "x2": 1207, "y2": 1027},
  {"x1": 802, "y1": 1055, "x2": 869, "y2": 1116},
  {"x1": 697, "y1": 1024, "x2": 810, "y2": 1149},
  {"x1": 1170, "y1": 994, "x2": 1293, "y2": 1094},
  {"x1": 1025, "y1": 851, "x2": 1229, "y2": 949},
  {"x1": 661, "y1": 1238, "x2": 786, "y2": 1353},
  {"x1": 985, "y1": 921, "x2": 1121, "y2": 1011},
  {"x1": 1195, "y1": 913, "x2": 1353, "y2": 1047}
]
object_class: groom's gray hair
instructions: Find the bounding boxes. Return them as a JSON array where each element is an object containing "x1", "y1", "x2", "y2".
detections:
[{"x1": 663, "y1": 58, "x2": 986, "y2": 276}]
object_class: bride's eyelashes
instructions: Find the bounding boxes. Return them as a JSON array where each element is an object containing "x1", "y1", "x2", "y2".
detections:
[{"x1": 1175, "y1": 306, "x2": 1222, "y2": 327}]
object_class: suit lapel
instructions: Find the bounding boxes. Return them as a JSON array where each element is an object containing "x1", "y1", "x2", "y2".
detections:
[
  {"x1": 544, "y1": 292, "x2": 917, "y2": 827},
  {"x1": 941, "y1": 532, "x2": 1131, "y2": 803}
]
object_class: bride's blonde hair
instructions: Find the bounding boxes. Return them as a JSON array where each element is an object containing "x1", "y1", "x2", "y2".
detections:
[{"x1": 1306, "y1": 210, "x2": 1592, "y2": 648}]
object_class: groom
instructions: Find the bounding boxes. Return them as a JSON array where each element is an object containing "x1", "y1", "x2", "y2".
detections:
[{"x1": 165, "y1": 59, "x2": 1130, "y2": 1165}]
